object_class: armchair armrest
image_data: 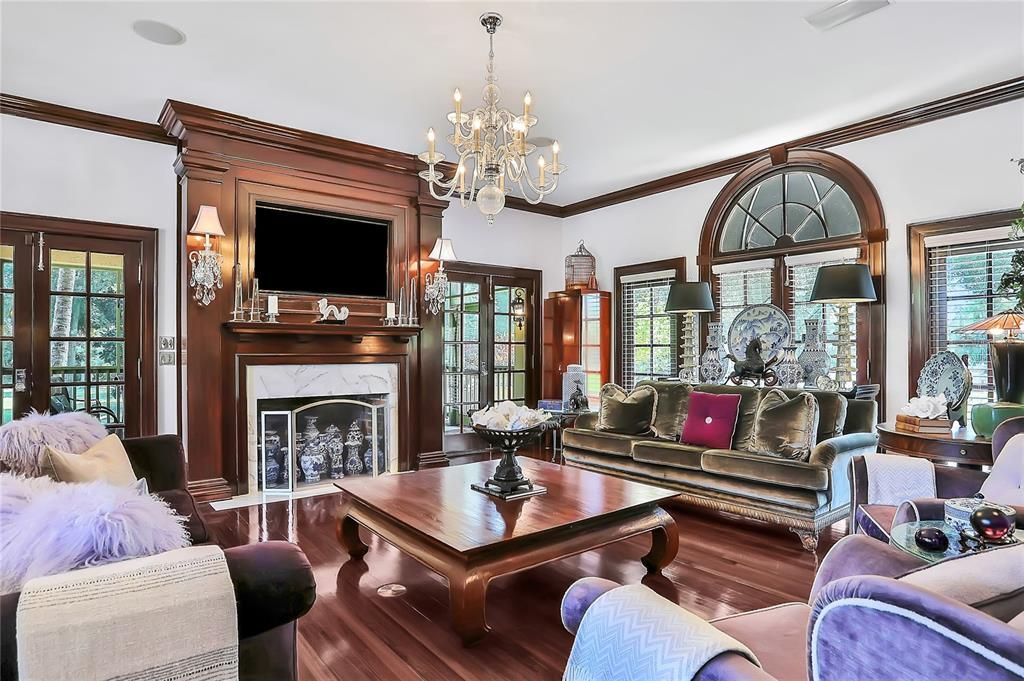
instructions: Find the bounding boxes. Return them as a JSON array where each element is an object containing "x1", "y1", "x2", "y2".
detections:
[
  {"x1": 934, "y1": 465, "x2": 987, "y2": 499},
  {"x1": 811, "y1": 575, "x2": 1024, "y2": 681},
  {"x1": 809, "y1": 432, "x2": 878, "y2": 469},
  {"x1": 224, "y1": 541, "x2": 317, "y2": 639},
  {"x1": 561, "y1": 577, "x2": 620, "y2": 634},
  {"x1": 809, "y1": 535, "x2": 925, "y2": 603},
  {"x1": 122, "y1": 435, "x2": 188, "y2": 493},
  {"x1": 572, "y1": 412, "x2": 599, "y2": 431}
]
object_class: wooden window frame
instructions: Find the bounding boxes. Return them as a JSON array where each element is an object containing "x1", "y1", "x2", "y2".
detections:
[
  {"x1": 907, "y1": 207, "x2": 1023, "y2": 400},
  {"x1": 613, "y1": 257, "x2": 686, "y2": 387},
  {"x1": 0, "y1": 211, "x2": 158, "y2": 435},
  {"x1": 698, "y1": 149, "x2": 887, "y2": 403}
]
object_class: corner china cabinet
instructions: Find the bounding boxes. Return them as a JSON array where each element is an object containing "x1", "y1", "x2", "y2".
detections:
[{"x1": 542, "y1": 289, "x2": 611, "y2": 409}]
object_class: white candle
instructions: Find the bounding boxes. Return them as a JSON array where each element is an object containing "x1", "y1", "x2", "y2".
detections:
[
  {"x1": 267, "y1": 295, "x2": 279, "y2": 314},
  {"x1": 386, "y1": 302, "x2": 396, "y2": 319}
]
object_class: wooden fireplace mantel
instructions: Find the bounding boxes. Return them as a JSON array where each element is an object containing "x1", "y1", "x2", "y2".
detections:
[{"x1": 224, "y1": 321, "x2": 421, "y2": 344}]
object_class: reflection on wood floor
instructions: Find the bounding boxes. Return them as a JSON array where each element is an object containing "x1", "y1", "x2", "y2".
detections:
[{"x1": 202, "y1": 447, "x2": 844, "y2": 681}]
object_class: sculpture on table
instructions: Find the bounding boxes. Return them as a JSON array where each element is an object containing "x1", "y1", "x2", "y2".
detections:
[
  {"x1": 567, "y1": 379, "x2": 590, "y2": 412},
  {"x1": 725, "y1": 338, "x2": 779, "y2": 386},
  {"x1": 315, "y1": 298, "x2": 350, "y2": 324}
]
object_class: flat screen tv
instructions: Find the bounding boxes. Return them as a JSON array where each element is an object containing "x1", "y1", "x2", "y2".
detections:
[{"x1": 253, "y1": 204, "x2": 390, "y2": 298}]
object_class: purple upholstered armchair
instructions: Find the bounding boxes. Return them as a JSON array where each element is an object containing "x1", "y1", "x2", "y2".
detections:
[
  {"x1": 851, "y1": 416, "x2": 1024, "y2": 541},
  {"x1": 0, "y1": 435, "x2": 317, "y2": 681},
  {"x1": 561, "y1": 535, "x2": 1024, "y2": 680}
]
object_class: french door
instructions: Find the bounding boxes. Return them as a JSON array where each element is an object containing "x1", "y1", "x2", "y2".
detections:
[
  {"x1": 442, "y1": 265, "x2": 540, "y2": 453},
  {"x1": 1, "y1": 216, "x2": 154, "y2": 436}
]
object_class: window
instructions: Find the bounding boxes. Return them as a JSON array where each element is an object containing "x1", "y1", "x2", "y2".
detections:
[
  {"x1": 699, "y1": 150, "x2": 884, "y2": 390},
  {"x1": 614, "y1": 259, "x2": 685, "y2": 390},
  {"x1": 909, "y1": 209, "x2": 1023, "y2": 420}
]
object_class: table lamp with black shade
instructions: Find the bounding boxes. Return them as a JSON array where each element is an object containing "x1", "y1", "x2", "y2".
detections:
[
  {"x1": 810, "y1": 263, "x2": 876, "y2": 390},
  {"x1": 666, "y1": 281, "x2": 715, "y2": 383}
]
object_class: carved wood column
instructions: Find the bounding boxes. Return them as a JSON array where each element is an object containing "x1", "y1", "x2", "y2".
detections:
[{"x1": 416, "y1": 195, "x2": 448, "y2": 468}]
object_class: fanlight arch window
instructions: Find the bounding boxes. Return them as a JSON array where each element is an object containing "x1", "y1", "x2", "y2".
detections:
[{"x1": 719, "y1": 169, "x2": 861, "y2": 253}]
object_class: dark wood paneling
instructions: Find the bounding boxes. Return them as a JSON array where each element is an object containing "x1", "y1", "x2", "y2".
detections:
[
  {"x1": 559, "y1": 76, "x2": 1024, "y2": 217},
  {"x1": 906, "y1": 207, "x2": 1024, "y2": 399},
  {"x1": 542, "y1": 290, "x2": 611, "y2": 401},
  {"x1": 0, "y1": 211, "x2": 159, "y2": 435},
  {"x1": 0, "y1": 93, "x2": 172, "y2": 144},
  {"x1": 612, "y1": 257, "x2": 687, "y2": 385}
]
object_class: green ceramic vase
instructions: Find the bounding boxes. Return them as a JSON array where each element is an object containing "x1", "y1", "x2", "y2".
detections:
[{"x1": 971, "y1": 402, "x2": 1024, "y2": 438}]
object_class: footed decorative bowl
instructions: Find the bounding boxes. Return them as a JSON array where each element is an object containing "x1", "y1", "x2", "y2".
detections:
[{"x1": 471, "y1": 423, "x2": 551, "y2": 500}]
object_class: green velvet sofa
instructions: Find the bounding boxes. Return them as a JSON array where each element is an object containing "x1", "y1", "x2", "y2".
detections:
[{"x1": 562, "y1": 381, "x2": 879, "y2": 550}]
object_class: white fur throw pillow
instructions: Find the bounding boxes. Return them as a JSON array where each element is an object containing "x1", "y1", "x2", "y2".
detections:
[
  {"x1": 0, "y1": 473, "x2": 190, "y2": 594},
  {"x1": 0, "y1": 410, "x2": 108, "y2": 477}
]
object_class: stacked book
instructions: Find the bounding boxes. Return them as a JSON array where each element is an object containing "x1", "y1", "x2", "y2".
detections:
[{"x1": 895, "y1": 414, "x2": 953, "y2": 434}]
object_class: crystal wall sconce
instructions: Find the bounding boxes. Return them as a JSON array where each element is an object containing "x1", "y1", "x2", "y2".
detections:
[
  {"x1": 188, "y1": 205, "x2": 225, "y2": 306},
  {"x1": 424, "y1": 238, "x2": 458, "y2": 315}
]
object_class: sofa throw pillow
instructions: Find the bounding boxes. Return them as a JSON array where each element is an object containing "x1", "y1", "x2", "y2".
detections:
[
  {"x1": 748, "y1": 389, "x2": 820, "y2": 461},
  {"x1": 899, "y1": 544, "x2": 1024, "y2": 622},
  {"x1": 680, "y1": 391, "x2": 741, "y2": 450},
  {"x1": 41, "y1": 434, "x2": 138, "y2": 487},
  {"x1": 0, "y1": 473, "x2": 189, "y2": 594},
  {"x1": 0, "y1": 409, "x2": 108, "y2": 477},
  {"x1": 596, "y1": 384, "x2": 659, "y2": 436}
]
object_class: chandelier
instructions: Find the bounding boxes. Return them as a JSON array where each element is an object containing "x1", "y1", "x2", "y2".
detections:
[{"x1": 418, "y1": 12, "x2": 564, "y2": 224}]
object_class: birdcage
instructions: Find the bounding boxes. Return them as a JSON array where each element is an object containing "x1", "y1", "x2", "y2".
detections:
[{"x1": 565, "y1": 241, "x2": 596, "y2": 290}]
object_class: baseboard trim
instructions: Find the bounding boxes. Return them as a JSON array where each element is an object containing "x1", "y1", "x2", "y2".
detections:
[{"x1": 188, "y1": 477, "x2": 233, "y2": 502}]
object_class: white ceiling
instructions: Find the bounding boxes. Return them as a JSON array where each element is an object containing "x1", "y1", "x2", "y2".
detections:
[{"x1": 2, "y1": 1, "x2": 1022, "y2": 204}]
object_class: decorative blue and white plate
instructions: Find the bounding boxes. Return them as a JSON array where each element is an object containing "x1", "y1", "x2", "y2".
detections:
[
  {"x1": 917, "y1": 350, "x2": 971, "y2": 407},
  {"x1": 727, "y1": 304, "x2": 792, "y2": 363}
]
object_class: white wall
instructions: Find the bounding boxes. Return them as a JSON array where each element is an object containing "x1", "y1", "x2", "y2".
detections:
[
  {"x1": 0, "y1": 116, "x2": 179, "y2": 433},
  {"x1": 442, "y1": 202, "x2": 563, "y2": 295},
  {"x1": 561, "y1": 101, "x2": 1024, "y2": 419}
]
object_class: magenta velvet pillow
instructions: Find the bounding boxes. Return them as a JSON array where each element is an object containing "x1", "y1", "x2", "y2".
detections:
[{"x1": 680, "y1": 392, "x2": 741, "y2": 449}]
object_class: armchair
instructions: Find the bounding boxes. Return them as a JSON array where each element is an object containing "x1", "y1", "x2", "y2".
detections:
[
  {"x1": 851, "y1": 416, "x2": 1024, "y2": 541},
  {"x1": 0, "y1": 434, "x2": 317, "y2": 681},
  {"x1": 561, "y1": 535, "x2": 1024, "y2": 680}
]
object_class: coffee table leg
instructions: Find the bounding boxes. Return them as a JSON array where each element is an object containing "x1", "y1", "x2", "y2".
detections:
[
  {"x1": 336, "y1": 515, "x2": 369, "y2": 559},
  {"x1": 449, "y1": 571, "x2": 490, "y2": 646},
  {"x1": 641, "y1": 508, "x2": 679, "y2": 575}
]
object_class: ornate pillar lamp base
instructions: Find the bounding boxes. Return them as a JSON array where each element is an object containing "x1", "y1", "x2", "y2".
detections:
[{"x1": 470, "y1": 424, "x2": 549, "y2": 500}]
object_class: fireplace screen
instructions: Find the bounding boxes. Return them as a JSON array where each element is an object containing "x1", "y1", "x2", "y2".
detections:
[{"x1": 258, "y1": 395, "x2": 389, "y2": 493}]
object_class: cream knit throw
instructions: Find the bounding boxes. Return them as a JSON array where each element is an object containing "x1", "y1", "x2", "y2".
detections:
[
  {"x1": 17, "y1": 545, "x2": 238, "y2": 681},
  {"x1": 864, "y1": 453, "x2": 936, "y2": 506}
]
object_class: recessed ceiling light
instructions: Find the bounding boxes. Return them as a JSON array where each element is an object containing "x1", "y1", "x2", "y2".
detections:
[
  {"x1": 805, "y1": 1, "x2": 890, "y2": 31},
  {"x1": 132, "y1": 20, "x2": 186, "y2": 46}
]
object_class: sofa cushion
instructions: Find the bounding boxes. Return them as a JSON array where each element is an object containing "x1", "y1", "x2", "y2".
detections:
[
  {"x1": 854, "y1": 503, "x2": 896, "y2": 542},
  {"x1": 774, "y1": 388, "x2": 848, "y2": 441},
  {"x1": 563, "y1": 428, "x2": 654, "y2": 458},
  {"x1": 596, "y1": 384, "x2": 659, "y2": 435},
  {"x1": 681, "y1": 391, "x2": 741, "y2": 450},
  {"x1": 748, "y1": 389, "x2": 820, "y2": 461},
  {"x1": 701, "y1": 449, "x2": 830, "y2": 491},
  {"x1": 631, "y1": 441, "x2": 705, "y2": 471},
  {"x1": 691, "y1": 384, "x2": 762, "y2": 450},
  {"x1": 636, "y1": 380, "x2": 693, "y2": 441},
  {"x1": 42, "y1": 434, "x2": 138, "y2": 486}
]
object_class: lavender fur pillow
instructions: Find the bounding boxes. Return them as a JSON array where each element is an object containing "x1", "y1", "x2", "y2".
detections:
[
  {"x1": 0, "y1": 410, "x2": 109, "y2": 476},
  {"x1": 0, "y1": 473, "x2": 190, "y2": 594}
]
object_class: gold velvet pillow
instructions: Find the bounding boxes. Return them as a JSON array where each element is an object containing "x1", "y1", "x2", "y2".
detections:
[
  {"x1": 42, "y1": 434, "x2": 138, "y2": 486},
  {"x1": 748, "y1": 389, "x2": 820, "y2": 461},
  {"x1": 596, "y1": 384, "x2": 659, "y2": 436}
]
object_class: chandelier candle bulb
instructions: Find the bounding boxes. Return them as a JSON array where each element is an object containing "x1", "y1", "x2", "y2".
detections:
[
  {"x1": 552, "y1": 141, "x2": 560, "y2": 171},
  {"x1": 454, "y1": 88, "x2": 462, "y2": 118},
  {"x1": 459, "y1": 165, "x2": 466, "y2": 193},
  {"x1": 427, "y1": 128, "x2": 435, "y2": 156},
  {"x1": 538, "y1": 156, "x2": 546, "y2": 186},
  {"x1": 523, "y1": 91, "x2": 531, "y2": 118}
]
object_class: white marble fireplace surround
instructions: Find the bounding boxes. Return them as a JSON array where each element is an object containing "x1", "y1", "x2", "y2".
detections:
[{"x1": 245, "y1": 363, "x2": 400, "y2": 494}]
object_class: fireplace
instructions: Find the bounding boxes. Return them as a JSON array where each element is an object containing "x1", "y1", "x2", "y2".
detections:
[{"x1": 245, "y1": 362, "x2": 400, "y2": 494}]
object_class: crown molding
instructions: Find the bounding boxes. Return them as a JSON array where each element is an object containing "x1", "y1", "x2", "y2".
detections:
[
  {"x1": 559, "y1": 75, "x2": 1024, "y2": 217},
  {"x1": 0, "y1": 93, "x2": 172, "y2": 145},
  {"x1": 5, "y1": 75, "x2": 1022, "y2": 219}
]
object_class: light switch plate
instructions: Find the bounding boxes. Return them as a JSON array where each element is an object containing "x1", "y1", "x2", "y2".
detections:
[
  {"x1": 159, "y1": 336, "x2": 176, "y2": 351},
  {"x1": 159, "y1": 351, "x2": 176, "y2": 366}
]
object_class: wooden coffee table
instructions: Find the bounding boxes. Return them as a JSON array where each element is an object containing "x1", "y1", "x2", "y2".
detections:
[{"x1": 335, "y1": 459, "x2": 679, "y2": 645}]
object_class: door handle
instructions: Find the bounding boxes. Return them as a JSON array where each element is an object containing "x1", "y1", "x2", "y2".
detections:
[{"x1": 14, "y1": 368, "x2": 27, "y2": 393}]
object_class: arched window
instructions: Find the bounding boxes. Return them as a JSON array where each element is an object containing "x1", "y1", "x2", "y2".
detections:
[{"x1": 699, "y1": 149, "x2": 886, "y2": 390}]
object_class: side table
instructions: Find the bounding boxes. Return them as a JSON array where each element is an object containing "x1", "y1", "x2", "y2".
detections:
[
  {"x1": 890, "y1": 520, "x2": 1020, "y2": 564},
  {"x1": 877, "y1": 422, "x2": 992, "y2": 468},
  {"x1": 546, "y1": 410, "x2": 584, "y2": 462}
]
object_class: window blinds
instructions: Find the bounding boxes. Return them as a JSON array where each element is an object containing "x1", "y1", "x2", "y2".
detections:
[
  {"x1": 926, "y1": 236, "x2": 1019, "y2": 408},
  {"x1": 787, "y1": 256, "x2": 857, "y2": 381},
  {"x1": 715, "y1": 267, "x2": 773, "y2": 338},
  {"x1": 619, "y1": 274, "x2": 677, "y2": 390}
]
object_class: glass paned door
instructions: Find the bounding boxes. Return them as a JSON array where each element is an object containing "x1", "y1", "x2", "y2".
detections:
[
  {"x1": 31, "y1": 234, "x2": 141, "y2": 436},
  {"x1": 493, "y1": 284, "x2": 529, "y2": 404},
  {"x1": 0, "y1": 232, "x2": 32, "y2": 425},
  {"x1": 443, "y1": 274, "x2": 487, "y2": 438}
]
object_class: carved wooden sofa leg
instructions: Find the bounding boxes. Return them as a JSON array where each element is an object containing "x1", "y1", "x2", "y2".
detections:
[{"x1": 789, "y1": 528, "x2": 819, "y2": 552}]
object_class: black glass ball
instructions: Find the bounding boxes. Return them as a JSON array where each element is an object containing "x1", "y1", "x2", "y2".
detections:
[
  {"x1": 914, "y1": 526, "x2": 949, "y2": 552},
  {"x1": 970, "y1": 507, "x2": 1013, "y2": 541}
]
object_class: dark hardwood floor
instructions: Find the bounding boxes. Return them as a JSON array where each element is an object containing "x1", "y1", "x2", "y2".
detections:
[{"x1": 201, "y1": 448, "x2": 845, "y2": 681}]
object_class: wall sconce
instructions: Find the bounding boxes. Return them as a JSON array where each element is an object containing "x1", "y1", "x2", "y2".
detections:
[
  {"x1": 511, "y1": 287, "x2": 527, "y2": 329},
  {"x1": 188, "y1": 205, "x2": 225, "y2": 306},
  {"x1": 424, "y1": 237, "x2": 458, "y2": 315}
]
